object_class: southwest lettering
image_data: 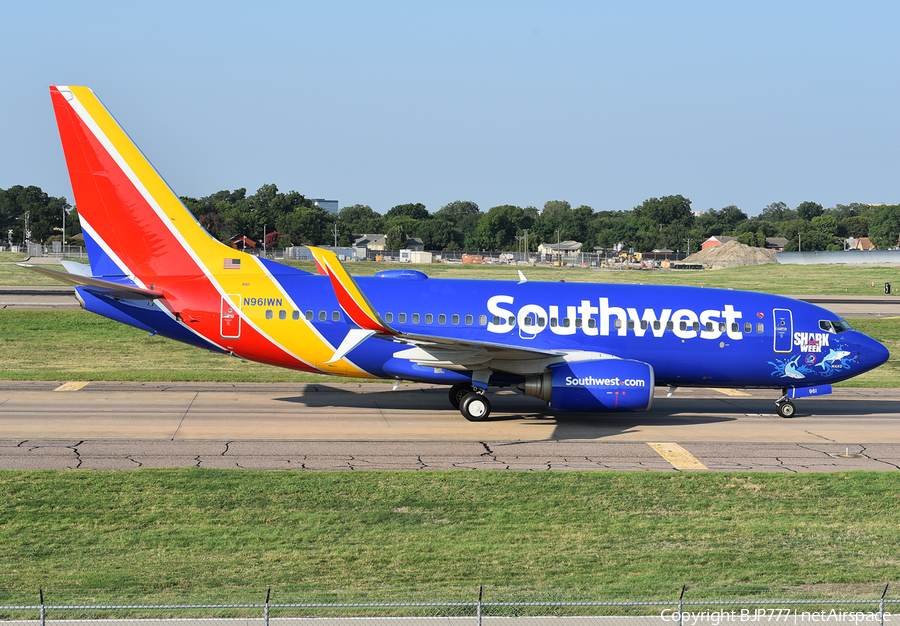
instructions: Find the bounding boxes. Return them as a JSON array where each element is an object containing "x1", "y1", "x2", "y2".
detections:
[{"x1": 485, "y1": 295, "x2": 745, "y2": 341}]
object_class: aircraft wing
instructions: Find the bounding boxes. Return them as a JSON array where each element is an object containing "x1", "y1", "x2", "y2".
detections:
[
  {"x1": 17, "y1": 264, "x2": 163, "y2": 301},
  {"x1": 306, "y1": 247, "x2": 612, "y2": 376}
]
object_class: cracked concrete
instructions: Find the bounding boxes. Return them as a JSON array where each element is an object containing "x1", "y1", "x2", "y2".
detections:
[{"x1": 2, "y1": 383, "x2": 900, "y2": 470}]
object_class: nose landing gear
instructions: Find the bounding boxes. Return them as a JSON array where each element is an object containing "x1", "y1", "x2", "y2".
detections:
[{"x1": 776, "y1": 389, "x2": 796, "y2": 418}]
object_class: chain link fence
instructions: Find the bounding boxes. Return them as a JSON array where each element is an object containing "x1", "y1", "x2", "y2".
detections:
[{"x1": 0, "y1": 585, "x2": 896, "y2": 625}]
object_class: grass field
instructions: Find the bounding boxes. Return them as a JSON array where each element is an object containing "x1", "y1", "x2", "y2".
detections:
[
  {"x1": 0, "y1": 470, "x2": 898, "y2": 590},
  {"x1": 4, "y1": 252, "x2": 900, "y2": 295}
]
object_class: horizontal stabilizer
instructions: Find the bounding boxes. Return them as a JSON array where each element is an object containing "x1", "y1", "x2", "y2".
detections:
[{"x1": 17, "y1": 264, "x2": 163, "y2": 300}]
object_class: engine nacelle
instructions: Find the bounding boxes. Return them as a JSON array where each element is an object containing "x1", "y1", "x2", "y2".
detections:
[{"x1": 522, "y1": 359, "x2": 655, "y2": 412}]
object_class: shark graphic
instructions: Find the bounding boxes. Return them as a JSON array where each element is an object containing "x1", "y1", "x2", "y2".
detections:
[{"x1": 818, "y1": 349, "x2": 851, "y2": 370}]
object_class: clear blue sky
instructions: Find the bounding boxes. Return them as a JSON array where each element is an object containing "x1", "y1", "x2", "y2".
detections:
[{"x1": 2, "y1": 0, "x2": 898, "y2": 216}]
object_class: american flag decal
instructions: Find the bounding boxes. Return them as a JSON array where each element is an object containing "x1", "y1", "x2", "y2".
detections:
[{"x1": 224, "y1": 258, "x2": 241, "y2": 269}]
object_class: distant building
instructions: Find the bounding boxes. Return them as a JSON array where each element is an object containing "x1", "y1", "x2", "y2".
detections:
[
  {"x1": 406, "y1": 237, "x2": 425, "y2": 252},
  {"x1": 855, "y1": 237, "x2": 876, "y2": 251},
  {"x1": 354, "y1": 233, "x2": 385, "y2": 251},
  {"x1": 310, "y1": 198, "x2": 339, "y2": 214},
  {"x1": 230, "y1": 234, "x2": 257, "y2": 249},
  {"x1": 765, "y1": 237, "x2": 788, "y2": 252},
  {"x1": 700, "y1": 235, "x2": 736, "y2": 250},
  {"x1": 538, "y1": 240, "x2": 582, "y2": 259}
]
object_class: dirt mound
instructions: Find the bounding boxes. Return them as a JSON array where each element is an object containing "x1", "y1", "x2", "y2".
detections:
[{"x1": 680, "y1": 239, "x2": 777, "y2": 269}]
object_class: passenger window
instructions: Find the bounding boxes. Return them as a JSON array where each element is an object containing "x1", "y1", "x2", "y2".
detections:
[
  {"x1": 425, "y1": 313, "x2": 433, "y2": 324},
  {"x1": 412, "y1": 313, "x2": 420, "y2": 323},
  {"x1": 479, "y1": 315, "x2": 487, "y2": 325},
  {"x1": 305, "y1": 310, "x2": 313, "y2": 320},
  {"x1": 539, "y1": 317, "x2": 547, "y2": 327},
  {"x1": 666, "y1": 321, "x2": 674, "y2": 331},
  {"x1": 332, "y1": 311, "x2": 340, "y2": 321},
  {"x1": 508, "y1": 316, "x2": 515, "y2": 326},
  {"x1": 318, "y1": 310, "x2": 326, "y2": 321},
  {"x1": 278, "y1": 310, "x2": 286, "y2": 320},
  {"x1": 588, "y1": 319, "x2": 596, "y2": 329},
  {"x1": 732, "y1": 323, "x2": 739, "y2": 333},
  {"x1": 654, "y1": 321, "x2": 661, "y2": 331},
  {"x1": 292, "y1": 310, "x2": 300, "y2": 320},
  {"x1": 719, "y1": 322, "x2": 726, "y2": 332},
  {"x1": 757, "y1": 323, "x2": 764, "y2": 334},
  {"x1": 452, "y1": 314, "x2": 459, "y2": 325},
  {"x1": 563, "y1": 318, "x2": 571, "y2": 328},
  {"x1": 641, "y1": 320, "x2": 648, "y2": 330},
  {"x1": 265, "y1": 310, "x2": 273, "y2": 320},
  {"x1": 693, "y1": 322, "x2": 700, "y2": 332},
  {"x1": 523, "y1": 316, "x2": 533, "y2": 327},
  {"x1": 705, "y1": 322, "x2": 713, "y2": 332},
  {"x1": 679, "y1": 321, "x2": 687, "y2": 331},
  {"x1": 385, "y1": 312, "x2": 393, "y2": 323},
  {"x1": 744, "y1": 322, "x2": 751, "y2": 333},
  {"x1": 399, "y1": 313, "x2": 407, "y2": 323},
  {"x1": 465, "y1": 314, "x2": 473, "y2": 325},
  {"x1": 550, "y1": 318, "x2": 558, "y2": 328},
  {"x1": 626, "y1": 320, "x2": 634, "y2": 330},
  {"x1": 614, "y1": 319, "x2": 622, "y2": 329},
  {"x1": 439, "y1": 314, "x2": 447, "y2": 324},
  {"x1": 492, "y1": 315, "x2": 500, "y2": 325},
  {"x1": 575, "y1": 318, "x2": 583, "y2": 328}
]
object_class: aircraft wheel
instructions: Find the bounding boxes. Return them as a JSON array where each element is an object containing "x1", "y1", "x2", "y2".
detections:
[
  {"x1": 777, "y1": 401, "x2": 796, "y2": 418},
  {"x1": 460, "y1": 392, "x2": 491, "y2": 421},
  {"x1": 449, "y1": 384, "x2": 471, "y2": 410}
]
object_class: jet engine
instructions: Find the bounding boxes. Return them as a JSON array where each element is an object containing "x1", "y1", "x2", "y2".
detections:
[{"x1": 521, "y1": 359, "x2": 655, "y2": 412}]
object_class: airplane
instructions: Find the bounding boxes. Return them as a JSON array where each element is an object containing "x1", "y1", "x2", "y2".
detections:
[{"x1": 24, "y1": 86, "x2": 890, "y2": 421}]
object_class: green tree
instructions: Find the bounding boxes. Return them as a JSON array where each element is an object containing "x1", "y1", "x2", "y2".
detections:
[
  {"x1": 276, "y1": 206, "x2": 333, "y2": 246},
  {"x1": 869, "y1": 205, "x2": 900, "y2": 250},
  {"x1": 385, "y1": 225, "x2": 407, "y2": 250},
  {"x1": 796, "y1": 201, "x2": 824, "y2": 222},
  {"x1": 337, "y1": 204, "x2": 384, "y2": 238},
  {"x1": 472, "y1": 205, "x2": 533, "y2": 250},
  {"x1": 761, "y1": 201, "x2": 794, "y2": 222},
  {"x1": 434, "y1": 200, "x2": 481, "y2": 248},
  {"x1": 0, "y1": 185, "x2": 72, "y2": 244},
  {"x1": 385, "y1": 203, "x2": 429, "y2": 222},
  {"x1": 841, "y1": 215, "x2": 870, "y2": 238}
]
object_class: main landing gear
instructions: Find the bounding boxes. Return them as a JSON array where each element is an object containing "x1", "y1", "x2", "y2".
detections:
[
  {"x1": 449, "y1": 384, "x2": 492, "y2": 421},
  {"x1": 775, "y1": 389, "x2": 796, "y2": 418}
]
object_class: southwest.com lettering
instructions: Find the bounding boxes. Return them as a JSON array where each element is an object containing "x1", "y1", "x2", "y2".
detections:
[{"x1": 565, "y1": 376, "x2": 646, "y2": 387}]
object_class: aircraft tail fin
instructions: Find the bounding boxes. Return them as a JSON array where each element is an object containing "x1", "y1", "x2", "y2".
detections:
[{"x1": 49, "y1": 86, "x2": 233, "y2": 284}]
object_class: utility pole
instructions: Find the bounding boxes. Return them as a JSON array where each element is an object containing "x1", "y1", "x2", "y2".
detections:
[
  {"x1": 683, "y1": 237, "x2": 693, "y2": 257},
  {"x1": 331, "y1": 224, "x2": 339, "y2": 248},
  {"x1": 556, "y1": 229, "x2": 561, "y2": 266},
  {"x1": 263, "y1": 223, "x2": 267, "y2": 256}
]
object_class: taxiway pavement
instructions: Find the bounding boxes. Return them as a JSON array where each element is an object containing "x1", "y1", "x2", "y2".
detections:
[{"x1": 1, "y1": 382, "x2": 898, "y2": 472}]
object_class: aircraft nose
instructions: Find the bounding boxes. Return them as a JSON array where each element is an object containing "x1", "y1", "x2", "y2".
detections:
[{"x1": 857, "y1": 333, "x2": 890, "y2": 367}]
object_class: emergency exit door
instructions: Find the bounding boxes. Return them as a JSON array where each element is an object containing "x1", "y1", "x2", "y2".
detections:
[{"x1": 221, "y1": 295, "x2": 241, "y2": 339}]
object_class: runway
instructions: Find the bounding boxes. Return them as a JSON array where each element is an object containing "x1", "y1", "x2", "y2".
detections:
[{"x1": 1, "y1": 381, "x2": 899, "y2": 472}]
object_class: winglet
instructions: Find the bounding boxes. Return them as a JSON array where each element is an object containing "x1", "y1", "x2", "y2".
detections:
[{"x1": 307, "y1": 247, "x2": 396, "y2": 334}]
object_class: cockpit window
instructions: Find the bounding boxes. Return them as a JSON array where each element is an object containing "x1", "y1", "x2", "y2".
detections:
[
  {"x1": 833, "y1": 320, "x2": 852, "y2": 333},
  {"x1": 819, "y1": 319, "x2": 852, "y2": 334}
]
